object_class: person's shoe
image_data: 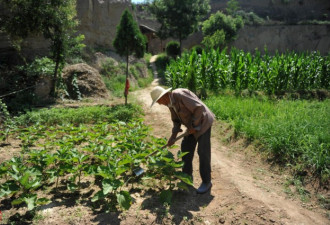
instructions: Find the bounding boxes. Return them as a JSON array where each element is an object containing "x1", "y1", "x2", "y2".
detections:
[{"x1": 196, "y1": 182, "x2": 212, "y2": 194}]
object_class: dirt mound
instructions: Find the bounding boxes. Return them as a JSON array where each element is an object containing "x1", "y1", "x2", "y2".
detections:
[{"x1": 62, "y1": 63, "x2": 109, "y2": 99}]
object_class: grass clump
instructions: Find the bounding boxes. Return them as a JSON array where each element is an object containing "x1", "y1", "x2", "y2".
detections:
[
  {"x1": 15, "y1": 104, "x2": 142, "y2": 126},
  {"x1": 205, "y1": 95, "x2": 330, "y2": 182},
  {"x1": 100, "y1": 58, "x2": 153, "y2": 97}
]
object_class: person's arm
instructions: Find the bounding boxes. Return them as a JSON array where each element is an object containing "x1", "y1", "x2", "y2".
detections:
[{"x1": 167, "y1": 107, "x2": 182, "y2": 146}]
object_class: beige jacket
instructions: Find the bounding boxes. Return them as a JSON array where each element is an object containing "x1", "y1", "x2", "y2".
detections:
[{"x1": 168, "y1": 88, "x2": 215, "y2": 139}]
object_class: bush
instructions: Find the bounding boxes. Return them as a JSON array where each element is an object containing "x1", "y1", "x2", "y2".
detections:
[
  {"x1": 191, "y1": 45, "x2": 204, "y2": 55},
  {"x1": 155, "y1": 53, "x2": 170, "y2": 80},
  {"x1": 166, "y1": 41, "x2": 180, "y2": 58},
  {"x1": 235, "y1": 10, "x2": 265, "y2": 26},
  {"x1": 23, "y1": 57, "x2": 56, "y2": 78},
  {"x1": 202, "y1": 29, "x2": 226, "y2": 49}
]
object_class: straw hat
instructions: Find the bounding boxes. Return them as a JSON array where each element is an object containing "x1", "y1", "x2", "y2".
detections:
[{"x1": 150, "y1": 86, "x2": 172, "y2": 107}]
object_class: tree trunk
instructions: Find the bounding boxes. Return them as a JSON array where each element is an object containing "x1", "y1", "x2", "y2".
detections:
[
  {"x1": 179, "y1": 32, "x2": 182, "y2": 56},
  {"x1": 50, "y1": 53, "x2": 60, "y2": 98},
  {"x1": 125, "y1": 54, "x2": 129, "y2": 105}
]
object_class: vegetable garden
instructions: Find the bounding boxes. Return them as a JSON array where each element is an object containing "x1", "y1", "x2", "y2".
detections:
[{"x1": 0, "y1": 105, "x2": 192, "y2": 216}]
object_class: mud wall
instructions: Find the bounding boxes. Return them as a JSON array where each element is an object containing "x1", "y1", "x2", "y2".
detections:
[
  {"x1": 148, "y1": 25, "x2": 330, "y2": 55},
  {"x1": 0, "y1": 0, "x2": 131, "y2": 62},
  {"x1": 210, "y1": 0, "x2": 330, "y2": 22},
  {"x1": 233, "y1": 25, "x2": 330, "y2": 54},
  {"x1": 76, "y1": 0, "x2": 131, "y2": 50}
]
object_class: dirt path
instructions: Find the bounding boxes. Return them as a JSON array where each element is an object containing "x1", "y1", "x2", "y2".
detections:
[{"x1": 130, "y1": 79, "x2": 329, "y2": 225}]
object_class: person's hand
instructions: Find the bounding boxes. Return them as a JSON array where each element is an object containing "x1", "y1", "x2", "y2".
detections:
[
  {"x1": 167, "y1": 135, "x2": 176, "y2": 147},
  {"x1": 188, "y1": 128, "x2": 197, "y2": 134}
]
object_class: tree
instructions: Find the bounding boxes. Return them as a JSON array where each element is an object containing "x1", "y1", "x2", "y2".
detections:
[
  {"x1": 226, "y1": 0, "x2": 240, "y2": 15},
  {"x1": 0, "y1": 0, "x2": 82, "y2": 97},
  {"x1": 150, "y1": 0, "x2": 210, "y2": 54},
  {"x1": 202, "y1": 11, "x2": 244, "y2": 47},
  {"x1": 113, "y1": 9, "x2": 146, "y2": 105}
]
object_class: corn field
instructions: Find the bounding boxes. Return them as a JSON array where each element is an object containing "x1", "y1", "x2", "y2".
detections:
[{"x1": 165, "y1": 48, "x2": 330, "y2": 95}]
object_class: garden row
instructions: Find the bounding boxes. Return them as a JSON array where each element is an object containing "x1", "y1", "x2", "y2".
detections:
[{"x1": 0, "y1": 105, "x2": 192, "y2": 214}]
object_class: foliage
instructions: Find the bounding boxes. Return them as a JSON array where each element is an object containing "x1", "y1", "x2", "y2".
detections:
[
  {"x1": 165, "y1": 48, "x2": 330, "y2": 95},
  {"x1": 100, "y1": 59, "x2": 152, "y2": 96},
  {"x1": 0, "y1": 106, "x2": 192, "y2": 212},
  {"x1": 0, "y1": 0, "x2": 83, "y2": 97},
  {"x1": 202, "y1": 29, "x2": 226, "y2": 49},
  {"x1": 21, "y1": 57, "x2": 56, "y2": 78},
  {"x1": 149, "y1": 0, "x2": 210, "y2": 54},
  {"x1": 191, "y1": 45, "x2": 204, "y2": 55},
  {"x1": 235, "y1": 10, "x2": 265, "y2": 26},
  {"x1": 154, "y1": 53, "x2": 171, "y2": 81},
  {"x1": 0, "y1": 99, "x2": 16, "y2": 143},
  {"x1": 202, "y1": 11, "x2": 244, "y2": 42},
  {"x1": 14, "y1": 104, "x2": 142, "y2": 126},
  {"x1": 205, "y1": 95, "x2": 330, "y2": 182},
  {"x1": 226, "y1": 0, "x2": 240, "y2": 15},
  {"x1": 113, "y1": 9, "x2": 146, "y2": 60},
  {"x1": 166, "y1": 41, "x2": 180, "y2": 58}
]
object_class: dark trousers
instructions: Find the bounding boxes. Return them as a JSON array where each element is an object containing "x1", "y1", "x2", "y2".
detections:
[{"x1": 181, "y1": 127, "x2": 211, "y2": 183}]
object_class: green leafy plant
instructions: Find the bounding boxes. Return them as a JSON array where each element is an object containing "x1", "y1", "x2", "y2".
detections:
[
  {"x1": 166, "y1": 41, "x2": 180, "y2": 59},
  {"x1": 0, "y1": 104, "x2": 192, "y2": 214}
]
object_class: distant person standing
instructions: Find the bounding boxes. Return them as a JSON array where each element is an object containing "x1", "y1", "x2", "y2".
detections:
[{"x1": 150, "y1": 86, "x2": 215, "y2": 194}]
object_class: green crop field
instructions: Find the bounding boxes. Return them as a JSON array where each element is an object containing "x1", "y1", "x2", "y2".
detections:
[
  {"x1": 163, "y1": 48, "x2": 330, "y2": 182},
  {"x1": 165, "y1": 48, "x2": 330, "y2": 96}
]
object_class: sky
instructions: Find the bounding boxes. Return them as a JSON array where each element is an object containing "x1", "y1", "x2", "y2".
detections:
[{"x1": 131, "y1": 0, "x2": 150, "y2": 4}]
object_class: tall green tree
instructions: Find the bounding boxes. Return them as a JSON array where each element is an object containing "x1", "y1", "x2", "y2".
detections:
[
  {"x1": 0, "y1": 0, "x2": 82, "y2": 97},
  {"x1": 150, "y1": 0, "x2": 210, "y2": 54},
  {"x1": 113, "y1": 9, "x2": 146, "y2": 105}
]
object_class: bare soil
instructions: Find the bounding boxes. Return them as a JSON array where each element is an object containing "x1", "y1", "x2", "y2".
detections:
[{"x1": 0, "y1": 78, "x2": 329, "y2": 225}]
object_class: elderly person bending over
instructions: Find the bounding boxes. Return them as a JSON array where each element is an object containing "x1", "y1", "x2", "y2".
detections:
[{"x1": 150, "y1": 86, "x2": 215, "y2": 194}]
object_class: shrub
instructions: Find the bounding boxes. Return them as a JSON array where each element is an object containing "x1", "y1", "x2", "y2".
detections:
[
  {"x1": 202, "y1": 29, "x2": 226, "y2": 49},
  {"x1": 155, "y1": 53, "x2": 171, "y2": 80},
  {"x1": 166, "y1": 41, "x2": 180, "y2": 58},
  {"x1": 235, "y1": 10, "x2": 265, "y2": 26},
  {"x1": 191, "y1": 45, "x2": 204, "y2": 55}
]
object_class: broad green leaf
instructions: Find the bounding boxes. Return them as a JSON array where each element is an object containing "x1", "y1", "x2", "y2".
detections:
[
  {"x1": 117, "y1": 158, "x2": 132, "y2": 166},
  {"x1": 159, "y1": 189, "x2": 172, "y2": 204},
  {"x1": 0, "y1": 181, "x2": 20, "y2": 197},
  {"x1": 11, "y1": 198, "x2": 24, "y2": 206},
  {"x1": 177, "y1": 181, "x2": 189, "y2": 191},
  {"x1": 102, "y1": 179, "x2": 122, "y2": 195},
  {"x1": 177, "y1": 151, "x2": 189, "y2": 159},
  {"x1": 116, "y1": 191, "x2": 132, "y2": 210},
  {"x1": 36, "y1": 198, "x2": 51, "y2": 206},
  {"x1": 92, "y1": 190, "x2": 105, "y2": 202},
  {"x1": 115, "y1": 167, "x2": 128, "y2": 176},
  {"x1": 24, "y1": 195, "x2": 37, "y2": 210},
  {"x1": 174, "y1": 172, "x2": 193, "y2": 186},
  {"x1": 67, "y1": 182, "x2": 78, "y2": 192}
]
